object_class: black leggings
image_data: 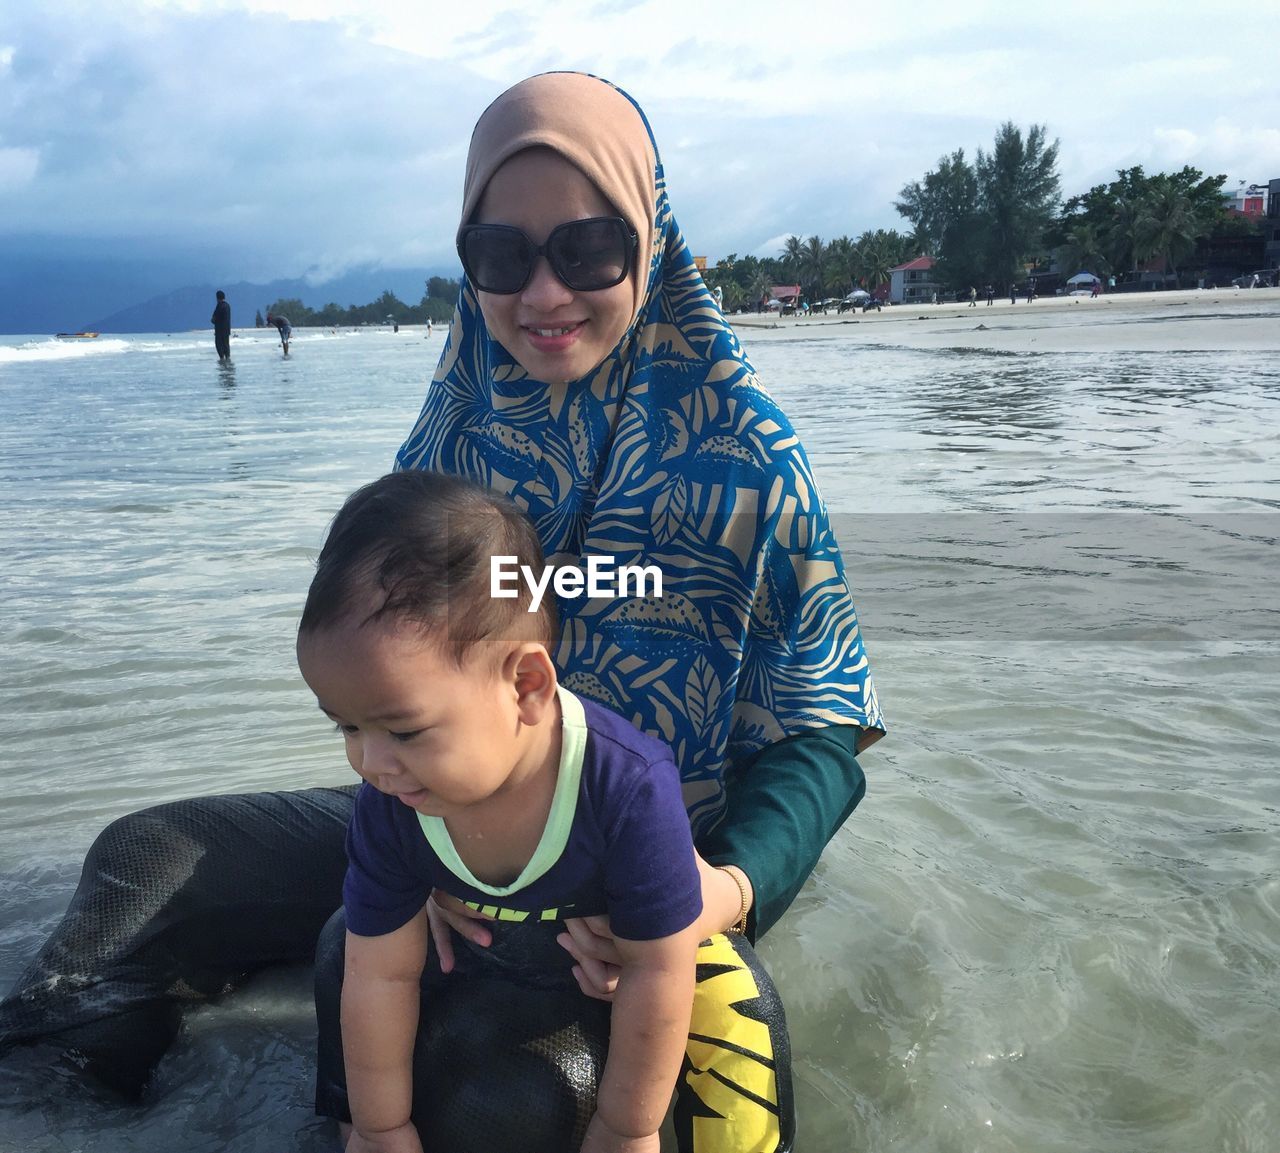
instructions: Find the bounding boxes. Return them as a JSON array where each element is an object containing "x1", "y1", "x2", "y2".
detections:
[
  {"x1": 0, "y1": 787, "x2": 795, "y2": 1150},
  {"x1": 314, "y1": 910, "x2": 795, "y2": 1153}
]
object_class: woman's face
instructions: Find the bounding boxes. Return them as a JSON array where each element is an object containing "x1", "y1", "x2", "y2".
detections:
[{"x1": 473, "y1": 149, "x2": 637, "y2": 384}]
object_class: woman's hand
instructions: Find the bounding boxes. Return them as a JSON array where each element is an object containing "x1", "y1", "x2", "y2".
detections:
[
  {"x1": 557, "y1": 914, "x2": 621, "y2": 1000},
  {"x1": 424, "y1": 888, "x2": 493, "y2": 974},
  {"x1": 558, "y1": 852, "x2": 752, "y2": 1000}
]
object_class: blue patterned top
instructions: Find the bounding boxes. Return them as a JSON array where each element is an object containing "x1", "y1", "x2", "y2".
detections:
[{"x1": 396, "y1": 75, "x2": 882, "y2": 837}]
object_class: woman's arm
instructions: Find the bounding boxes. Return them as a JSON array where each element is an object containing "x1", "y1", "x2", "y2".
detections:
[
  {"x1": 558, "y1": 725, "x2": 868, "y2": 997},
  {"x1": 697, "y1": 724, "x2": 867, "y2": 939},
  {"x1": 342, "y1": 909, "x2": 429, "y2": 1153}
]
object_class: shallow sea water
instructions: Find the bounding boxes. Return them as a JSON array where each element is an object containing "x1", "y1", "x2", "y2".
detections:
[{"x1": 0, "y1": 317, "x2": 1277, "y2": 1151}]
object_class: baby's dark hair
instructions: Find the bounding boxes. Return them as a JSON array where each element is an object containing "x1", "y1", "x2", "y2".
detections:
[{"x1": 299, "y1": 471, "x2": 557, "y2": 661}]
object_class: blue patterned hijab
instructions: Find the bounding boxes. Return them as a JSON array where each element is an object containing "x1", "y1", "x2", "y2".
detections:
[{"x1": 397, "y1": 73, "x2": 882, "y2": 835}]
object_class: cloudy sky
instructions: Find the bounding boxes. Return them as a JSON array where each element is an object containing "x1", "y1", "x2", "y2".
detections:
[{"x1": 3, "y1": 0, "x2": 1279, "y2": 294}]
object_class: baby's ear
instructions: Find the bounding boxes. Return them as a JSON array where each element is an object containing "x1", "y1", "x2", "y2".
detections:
[{"x1": 510, "y1": 644, "x2": 557, "y2": 722}]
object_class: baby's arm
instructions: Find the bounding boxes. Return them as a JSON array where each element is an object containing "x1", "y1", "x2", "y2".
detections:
[
  {"x1": 581, "y1": 922, "x2": 702, "y2": 1153},
  {"x1": 342, "y1": 907, "x2": 429, "y2": 1153}
]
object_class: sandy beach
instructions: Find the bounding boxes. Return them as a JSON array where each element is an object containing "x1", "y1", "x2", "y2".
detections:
[{"x1": 734, "y1": 286, "x2": 1280, "y2": 353}]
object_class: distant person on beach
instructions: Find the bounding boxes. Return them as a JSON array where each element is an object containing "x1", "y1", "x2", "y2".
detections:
[
  {"x1": 1010, "y1": 283, "x2": 1017, "y2": 305},
  {"x1": 985, "y1": 284, "x2": 994, "y2": 306},
  {"x1": 297, "y1": 470, "x2": 702, "y2": 1153},
  {"x1": 968, "y1": 286, "x2": 977, "y2": 307},
  {"x1": 210, "y1": 291, "x2": 231, "y2": 361},
  {"x1": 266, "y1": 311, "x2": 291, "y2": 356}
]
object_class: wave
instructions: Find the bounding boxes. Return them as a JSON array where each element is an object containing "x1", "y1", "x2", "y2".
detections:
[
  {"x1": 0, "y1": 326, "x2": 406, "y2": 366},
  {"x1": 127, "y1": 339, "x2": 211, "y2": 354},
  {"x1": 0, "y1": 338, "x2": 132, "y2": 363}
]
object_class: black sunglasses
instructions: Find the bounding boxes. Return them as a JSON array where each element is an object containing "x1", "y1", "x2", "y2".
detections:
[{"x1": 456, "y1": 216, "x2": 638, "y2": 295}]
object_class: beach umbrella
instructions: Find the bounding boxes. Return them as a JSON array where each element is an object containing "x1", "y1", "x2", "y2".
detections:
[{"x1": 1066, "y1": 272, "x2": 1098, "y2": 285}]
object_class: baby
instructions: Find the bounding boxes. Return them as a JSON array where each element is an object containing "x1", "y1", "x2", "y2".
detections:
[{"x1": 296, "y1": 470, "x2": 703, "y2": 1153}]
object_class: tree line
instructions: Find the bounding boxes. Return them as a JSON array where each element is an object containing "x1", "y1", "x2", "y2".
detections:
[
  {"x1": 255, "y1": 139, "x2": 1256, "y2": 324},
  {"x1": 1047, "y1": 165, "x2": 1250, "y2": 284},
  {"x1": 255, "y1": 276, "x2": 460, "y2": 328},
  {"x1": 709, "y1": 123, "x2": 1253, "y2": 306},
  {"x1": 705, "y1": 229, "x2": 917, "y2": 313}
]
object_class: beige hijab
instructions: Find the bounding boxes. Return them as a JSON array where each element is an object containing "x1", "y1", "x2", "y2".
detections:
[{"x1": 459, "y1": 72, "x2": 659, "y2": 322}]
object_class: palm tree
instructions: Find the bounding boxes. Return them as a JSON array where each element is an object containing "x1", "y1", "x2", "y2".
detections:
[
  {"x1": 857, "y1": 230, "x2": 897, "y2": 291},
  {"x1": 749, "y1": 268, "x2": 772, "y2": 312},
  {"x1": 826, "y1": 235, "x2": 858, "y2": 294},
  {"x1": 1107, "y1": 196, "x2": 1145, "y2": 279},
  {"x1": 908, "y1": 222, "x2": 935, "y2": 259},
  {"x1": 780, "y1": 235, "x2": 805, "y2": 283},
  {"x1": 800, "y1": 235, "x2": 826, "y2": 301},
  {"x1": 1059, "y1": 220, "x2": 1109, "y2": 278},
  {"x1": 1136, "y1": 181, "x2": 1201, "y2": 283}
]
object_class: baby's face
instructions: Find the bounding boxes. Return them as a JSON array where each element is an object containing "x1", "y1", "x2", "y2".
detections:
[{"x1": 297, "y1": 620, "x2": 527, "y2": 816}]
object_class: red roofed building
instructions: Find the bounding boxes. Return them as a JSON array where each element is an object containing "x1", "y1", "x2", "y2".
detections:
[
  {"x1": 769, "y1": 284, "x2": 802, "y2": 310},
  {"x1": 888, "y1": 256, "x2": 941, "y2": 304}
]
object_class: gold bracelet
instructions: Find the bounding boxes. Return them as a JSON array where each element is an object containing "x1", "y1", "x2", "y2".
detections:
[{"x1": 718, "y1": 866, "x2": 750, "y2": 934}]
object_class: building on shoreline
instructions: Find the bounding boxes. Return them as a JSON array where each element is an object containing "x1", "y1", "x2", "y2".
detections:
[
  {"x1": 888, "y1": 256, "x2": 940, "y2": 304},
  {"x1": 769, "y1": 284, "x2": 803, "y2": 313},
  {"x1": 1223, "y1": 183, "x2": 1267, "y2": 217}
]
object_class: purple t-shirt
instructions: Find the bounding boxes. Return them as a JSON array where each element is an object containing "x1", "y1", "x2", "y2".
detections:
[{"x1": 343, "y1": 689, "x2": 702, "y2": 942}]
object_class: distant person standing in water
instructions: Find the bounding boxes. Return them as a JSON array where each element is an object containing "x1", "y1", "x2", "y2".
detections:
[
  {"x1": 211, "y1": 291, "x2": 231, "y2": 361},
  {"x1": 266, "y1": 311, "x2": 292, "y2": 356}
]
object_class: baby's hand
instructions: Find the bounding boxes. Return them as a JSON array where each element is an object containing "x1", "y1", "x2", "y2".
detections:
[
  {"x1": 345, "y1": 1121, "x2": 423, "y2": 1153},
  {"x1": 578, "y1": 1112, "x2": 660, "y2": 1153}
]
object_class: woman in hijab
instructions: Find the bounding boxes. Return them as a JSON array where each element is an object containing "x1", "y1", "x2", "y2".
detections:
[
  {"x1": 0, "y1": 72, "x2": 882, "y2": 1153},
  {"x1": 321, "y1": 69, "x2": 883, "y2": 1152}
]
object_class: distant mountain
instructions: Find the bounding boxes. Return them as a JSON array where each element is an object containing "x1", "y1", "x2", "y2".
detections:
[
  {"x1": 0, "y1": 238, "x2": 458, "y2": 334},
  {"x1": 0, "y1": 243, "x2": 200, "y2": 335},
  {"x1": 83, "y1": 268, "x2": 455, "y2": 334}
]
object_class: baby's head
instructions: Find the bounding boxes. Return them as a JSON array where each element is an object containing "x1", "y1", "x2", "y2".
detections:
[
  {"x1": 299, "y1": 470, "x2": 556, "y2": 657},
  {"x1": 296, "y1": 472, "x2": 560, "y2": 813}
]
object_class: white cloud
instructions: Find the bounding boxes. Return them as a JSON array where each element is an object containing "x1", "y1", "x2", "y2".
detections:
[
  {"x1": 0, "y1": 146, "x2": 39, "y2": 189},
  {"x1": 1151, "y1": 128, "x2": 1202, "y2": 165},
  {"x1": 755, "y1": 233, "x2": 793, "y2": 259},
  {"x1": 2, "y1": 0, "x2": 1279, "y2": 286}
]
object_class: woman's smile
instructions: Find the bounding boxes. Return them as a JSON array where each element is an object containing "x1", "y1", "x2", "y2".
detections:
[{"x1": 524, "y1": 320, "x2": 587, "y2": 349}]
